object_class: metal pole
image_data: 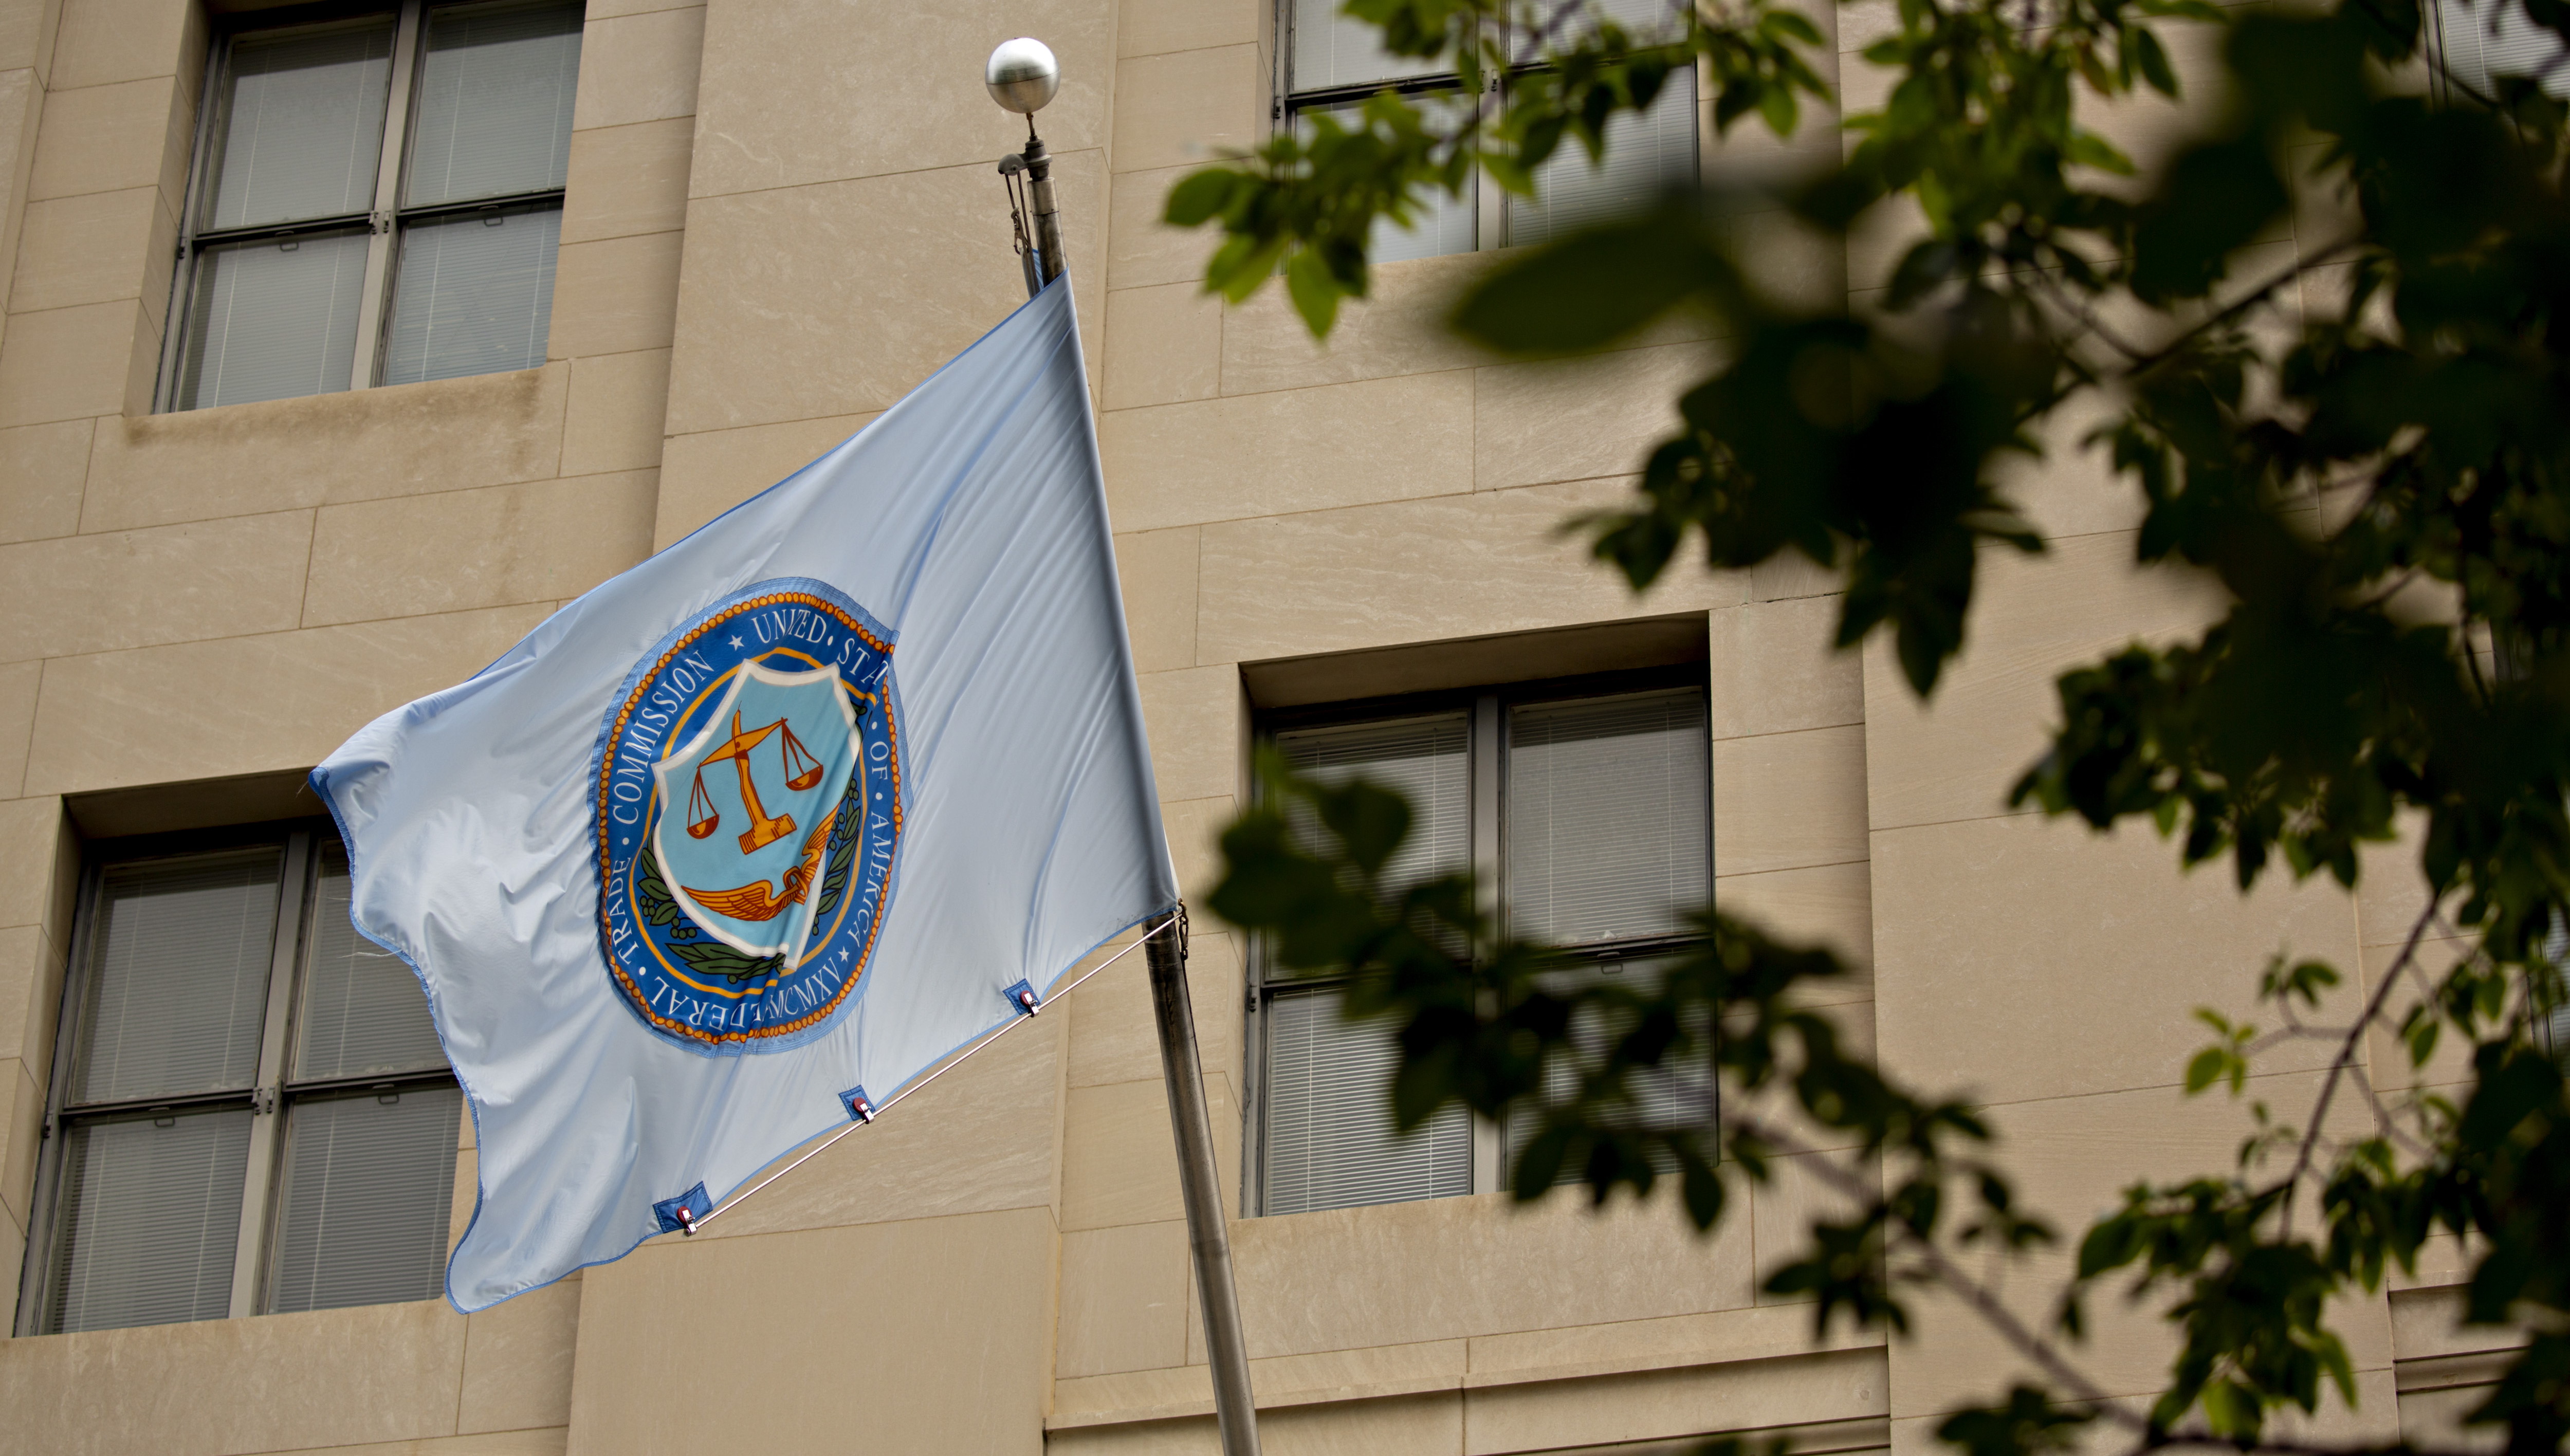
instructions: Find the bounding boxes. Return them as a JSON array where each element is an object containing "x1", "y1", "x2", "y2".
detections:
[
  {"x1": 1144, "y1": 909, "x2": 1262, "y2": 1454},
  {"x1": 1021, "y1": 130, "x2": 1066, "y2": 287}
]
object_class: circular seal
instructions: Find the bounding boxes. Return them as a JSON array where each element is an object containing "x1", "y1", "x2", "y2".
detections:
[{"x1": 592, "y1": 578, "x2": 901, "y2": 1055}]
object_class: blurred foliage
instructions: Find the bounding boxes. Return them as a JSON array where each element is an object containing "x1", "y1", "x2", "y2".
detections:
[{"x1": 1177, "y1": 0, "x2": 2570, "y2": 1451}]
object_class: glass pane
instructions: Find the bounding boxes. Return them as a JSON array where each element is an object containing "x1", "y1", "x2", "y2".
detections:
[
  {"x1": 381, "y1": 206, "x2": 560, "y2": 385},
  {"x1": 1263, "y1": 984, "x2": 1472, "y2": 1214},
  {"x1": 75, "y1": 852, "x2": 282, "y2": 1104},
  {"x1": 2438, "y1": 0, "x2": 2570, "y2": 98},
  {"x1": 297, "y1": 844, "x2": 445, "y2": 1081},
  {"x1": 1507, "y1": 690, "x2": 1708, "y2": 945},
  {"x1": 177, "y1": 230, "x2": 371, "y2": 410},
  {"x1": 1587, "y1": 0, "x2": 1691, "y2": 45},
  {"x1": 403, "y1": 0, "x2": 584, "y2": 208},
  {"x1": 1298, "y1": 98, "x2": 1477, "y2": 262},
  {"x1": 1504, "y1": 956, "x2": 1715, "y2": 1183},
  {"x1": 1507, "y1": 65, "x2": 1697, "y2": 247},
  {"x1": 203, "y1": 20, "x2": 395, "y2": 231},
  {"x1": 1290, "y1": 0, "x2": 1449, "y2": 91},
  {"x1": 1275, "y1": 714, "x2": 1471, "y2": 887},
  {"x1": 49, "y1": 1110, "x2": 252, "y2": 1333},
  {"x1": 269, "y1": 1085, "x2": 462, "y2": 1313}
]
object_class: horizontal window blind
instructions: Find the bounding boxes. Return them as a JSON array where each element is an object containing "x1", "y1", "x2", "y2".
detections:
[
  {"x1": 269, "y1": 1086, "x2": 463, "y2": 1313},
  {"x1": 297, "y1": 844, "x2": 445, "y2": 1081},
  {"x1": 1507, "y1": 65, "x2": 1697, "y2": 246},
  {"x1": 1300, "y1": 97, "x2": 1479, "y2": 262},
  {"x1": 382, "y1": 207, "x2": 561, "y2": 384},
  {"x1": 403, "y1": 0, "x2": 583, "y2": 208},
  {"x1": 76, "y1": 852, "x2": 284, "y2": 1105},
  {"x1": 1507, "y1": 690, "x2": 1709, "y2": 945},
  {"x1": 1264, "y1": 984, "x2": 1472, "y2": 1214},
  {"x1": 179, "y1": 231, "x2": 373, "y2": 410},
  {"x1": 2438, "y1": 0, "x2": 2570, "y2": 98},
  {"x1": 1290, "y1": 0, "x2": 1448, "y2": 91},
  {"x1": 201, "y1": 19, "x2": 395, "y2": 233},
  {"x1": 50, "y1": 1111, "x2": 252, "y2": 1333},
  {"x1": 1504, "y1": 957, "x2": 1715, "y2": 1182},
  {"x1": 1275, "y1": 713, "x2": 1472, "y2": 887},
  {"x1": 1596, "y1": 0, "x2": 1691, "y2": 43}
]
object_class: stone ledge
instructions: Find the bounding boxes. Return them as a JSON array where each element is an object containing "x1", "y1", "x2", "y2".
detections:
[{"x1": 1047, "y1": 1302, "x2": 1887, "y2": 1430}]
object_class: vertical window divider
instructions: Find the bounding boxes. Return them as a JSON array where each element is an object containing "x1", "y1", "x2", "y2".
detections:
[
  {"x1": 349, "y1": 0, "x2": 428, "y2": 393},
  {"x1": 152, "y1": 45, "x2": 228, "y2": 415},
  {"x1": 1241, "y1": 725, "x2": 1274, "y2": 1219},
  {"x1": 226, "y1": 831, "x2": 314, "y2": 1319},
  {"x1": 1475, "y1": 72, "x2": 1504, "y2": 252},
  {"x1": 1469, "y1": 693, "x2": 1504, "y2": 1194},
  {"x1": 13, "y1": 864, "x2": 104, "y2": 1337}
]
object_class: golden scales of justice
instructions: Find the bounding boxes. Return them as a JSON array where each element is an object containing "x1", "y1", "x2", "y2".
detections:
[
  {"x1": 676, "y1": 709, "x2": 834, "y2": 926},
  {"x1": 686, "y1": 708, "x2": 827, "y2": 854}
]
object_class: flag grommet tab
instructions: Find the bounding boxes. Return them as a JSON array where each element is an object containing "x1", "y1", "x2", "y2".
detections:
[
  {"x1": 840, "y1": 1085, "x2": 874, "y2": 1122},
  {"x1": 1003, "y1": 980, "x2": 1038, "y2": 1016},
  {"x1": 653, "y1": 1183, "x2": 712, "y2": 1235}
]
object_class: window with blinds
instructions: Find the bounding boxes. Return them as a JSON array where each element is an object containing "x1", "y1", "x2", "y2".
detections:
[
  {"x1": 2435, "y1": 0, "x2": 2570, "y2": 99},
  {"x1": 1276, "y1": 0, "x2": 1698, "y2": 262},
  {"x1": 164, "y1": 0, "x2": 583, "y2": 412},
  {"x1": 19, "y1": 831, "x2": 461, "y2": 1336},
  {"x1": 1508, "y1": 691, "x2": 1709, "y2": 945},
  {"x1": 1251, "y1": 676, "x2": 1713, "y2": 1217}
]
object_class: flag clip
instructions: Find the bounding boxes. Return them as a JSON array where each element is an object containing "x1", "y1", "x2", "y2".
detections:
[
  {"x1": 840, "y1": 1085, "x2": 875, "y2": 1123},
  {"x1": 654, "y1": 1183, "x2": 712, "y2": 1238},
  {"x1": 1003, "y1": 979, "x2": 1039, "y2": 1017}
]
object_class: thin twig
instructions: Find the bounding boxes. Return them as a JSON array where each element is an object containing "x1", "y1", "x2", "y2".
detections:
[
  {"x1": 2027, "y1": 263, "x2": 2152, "y2": 362},
  {"x1": 2133, "y1": 1435, "x2": 2483, "y2": 1456},
  {"x1": 2274, "y1": 894, "x2": 2440, "y2": 1237},
  {"x1": 2345, "y1": 1062, "x2": 2432, "y2": 1159},
  {"x1": 1723, "y1": 1111, "x2": 2132, "y2": 1418},
  {"x1": 2114, "y1": 234, "x2": 2366, "y2": 382}
]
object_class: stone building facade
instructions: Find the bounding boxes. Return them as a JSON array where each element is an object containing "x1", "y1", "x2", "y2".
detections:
[{"x1": 0, "y1": 0, "x2": 2519, "y2": 1450}]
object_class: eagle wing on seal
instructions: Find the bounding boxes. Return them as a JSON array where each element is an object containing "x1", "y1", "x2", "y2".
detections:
[{"x1": 683, "y1": 816, "x2": 835, "y2": 924}]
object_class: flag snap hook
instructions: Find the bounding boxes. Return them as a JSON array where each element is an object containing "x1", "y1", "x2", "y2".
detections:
[
  {"x1": 652, "y1": 1183, "x2": 712, "y2": 1237},
  {"x1": 1003, "y1": 979, "x2": 1039, "y2": 1016}
]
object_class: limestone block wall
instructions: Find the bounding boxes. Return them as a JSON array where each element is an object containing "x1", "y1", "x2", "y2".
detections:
[
  {"x1": 0, "y1": 0, "x2": 700, "y2": 1444},
  {"x1": 0, "y1": 0, "x2": 2505, "y2": 1450}
]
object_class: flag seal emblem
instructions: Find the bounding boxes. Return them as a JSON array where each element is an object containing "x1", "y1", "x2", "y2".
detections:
[{"x1": 591, "y1": 578, "x2": 902, "y2": 1054}]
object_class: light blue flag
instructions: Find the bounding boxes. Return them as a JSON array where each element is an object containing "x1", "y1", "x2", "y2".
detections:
[{"x1": 311, "y1": 280, "x2": 1178, "y2": 1312}]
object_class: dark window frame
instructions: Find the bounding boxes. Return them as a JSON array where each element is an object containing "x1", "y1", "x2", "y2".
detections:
[
  {"x1": 1244, "y1": 661, "x2": 1714, "y2": 1217},
  {"x1": 157, "y1": 0, "x2": 582, "y2": 412},
  {"x1": 14, "y1": 818, "x2": 460, "y2": 1335}
]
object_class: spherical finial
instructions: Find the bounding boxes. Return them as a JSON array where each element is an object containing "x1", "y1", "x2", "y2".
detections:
[{"x1": 985, "y1": 37, "x2": 1059, "y2": 115}]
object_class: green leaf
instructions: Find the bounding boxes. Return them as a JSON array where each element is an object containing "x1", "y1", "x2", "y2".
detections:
[
  {"x1": 1454, "y1": 212, "x2": 1731, "y2": 354},
  {"x1": 1162, "y1": 167, "x2": 1239, "y2": 228},
  {"x1": 2186, "y1": 1046, "x2": 2229, "y2": 1095},
  {"x1": 1284, "y1": 249, "x2": 1343, "y2": 338},
  {"x1": 2134, "y1": 26, "x2": 2178, "y2": 96},
  {"x1": 2130, "y1": 139, "x2": 2288, "y2": 304}
]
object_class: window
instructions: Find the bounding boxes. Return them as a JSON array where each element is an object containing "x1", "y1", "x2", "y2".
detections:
[
  {"x1": 1276, "y1": 0, "x2": 1699, "y2": 262},
  {"x1": 16, "y1": 829, "x2": 461, "y2": 1335},
  {"x1": 1248, "y1": 673, "x2": 1713, "y2": 1216},
  {"x1": 2432, "y1": 0, "x2": 2570, "y2": 100},
  {"x1": 159, "y1": 0, "x2": 584, "y2": 413}
]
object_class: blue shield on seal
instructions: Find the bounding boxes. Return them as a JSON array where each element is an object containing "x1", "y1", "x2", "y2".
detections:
[{"x1": 650, "y1": 662, "x2": 859, "y2": 961}]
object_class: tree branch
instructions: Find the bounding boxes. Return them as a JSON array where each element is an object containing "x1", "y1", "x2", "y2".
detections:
[
  {"x1": 2274, "y1": 893, "x2": 2440, "y2": 1236},
  {"x1": 2110, "y1": 234, "x2": 2366, "y2": 386},
  {"x1": 1720, "y1": 1110, "x2": 2136, "y2": 1422}
]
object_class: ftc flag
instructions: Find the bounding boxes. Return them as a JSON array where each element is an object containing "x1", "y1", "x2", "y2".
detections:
[{"x1": 312, "y1": 281, "x2": 1177, "y2": 1312}]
